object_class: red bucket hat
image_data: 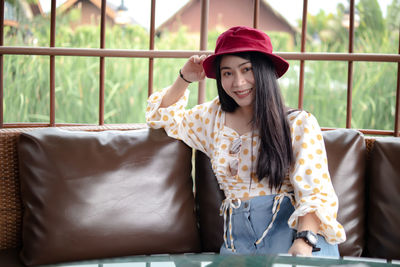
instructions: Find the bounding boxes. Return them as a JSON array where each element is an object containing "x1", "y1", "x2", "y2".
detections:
[{"x1": 203, "y1": 26, "x2": 289, "y2": 79}]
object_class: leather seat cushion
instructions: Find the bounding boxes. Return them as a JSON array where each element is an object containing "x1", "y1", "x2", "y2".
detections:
[{"x1": 18, "y1": 128, "x2": 200, "y2": 266}]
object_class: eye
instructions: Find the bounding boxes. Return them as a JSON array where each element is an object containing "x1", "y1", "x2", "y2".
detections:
[
  {"x1": 243, "y1": 66, "x2": 252, "y2": 72},
  {"x1": 222, "y1": 71, "x2": 232, "y2": 77}
]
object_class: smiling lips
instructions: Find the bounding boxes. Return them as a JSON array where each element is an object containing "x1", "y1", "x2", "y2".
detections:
[{"x1": 234, "y1": 88, "x2": 252, "y2": 98}]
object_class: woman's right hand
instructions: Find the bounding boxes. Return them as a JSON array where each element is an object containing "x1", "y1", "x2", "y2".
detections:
[
  {"x1": 160, "y1": 55, "x2": 207, "y2": 108},
  {"x1": 180, "y1": 55, "x2": 207, "y2": 83}
]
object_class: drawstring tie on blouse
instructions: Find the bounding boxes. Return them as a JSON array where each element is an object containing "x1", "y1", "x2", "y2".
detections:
[
  {"x1": 254, "y1": 192, "x2": 294, "y2": 245},
  {"x1": 220, "y1": 192, "x2": 295, "y2": 252},
  {"x1": 220, "y1": 198, "x2": 241, "y2": 252}
]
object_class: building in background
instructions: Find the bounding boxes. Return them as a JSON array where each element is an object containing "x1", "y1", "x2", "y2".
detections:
[
  {"x1": 156, "y1": 0, "x2": 297, "y2": 40},
  {"x1": 58, "y1": 0, "x2": 139, "y2": 28},
  {"x1": 5, "y1": 0, "x2": 43, "y2": 28}
]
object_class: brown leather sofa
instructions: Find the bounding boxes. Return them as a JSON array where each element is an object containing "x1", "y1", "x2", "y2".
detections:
[{"x1": 0, "y1": 125, "x2": 399, "y2": 266}]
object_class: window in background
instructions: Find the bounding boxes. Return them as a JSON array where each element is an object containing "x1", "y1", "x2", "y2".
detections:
[
  {"x1": 3, "y1": 55, "x2": 50, "y2": 123},
  {"x1": 352, "y1": 61, "x2": 397, "y2": 131},
  {"x1": 104, "y1": 57, "x2": 148, "y2": 124},
  {"x1": 55, "y1": 56, "x2": 99, "y2": 124},
  {"x1": 303, "y1": 61, "x2": 349, "y2": 128}
]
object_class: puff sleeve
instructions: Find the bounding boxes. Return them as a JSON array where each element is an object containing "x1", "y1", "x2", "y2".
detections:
[
  {"x1": 146, "y1": 87, "x2": 216, "y2": 156},
  {"x1": 288, "y1": 111, "x2": 346, "y2": 245}
]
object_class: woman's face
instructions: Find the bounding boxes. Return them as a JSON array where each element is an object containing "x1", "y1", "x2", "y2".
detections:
[{"x1": 220, "y1": 55, "x2": 255, "y2": 109}]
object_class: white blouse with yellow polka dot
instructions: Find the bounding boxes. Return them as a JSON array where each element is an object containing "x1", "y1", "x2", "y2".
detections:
[{"x1": 146, "y1": 87, "x2": 346, "y2": 245}]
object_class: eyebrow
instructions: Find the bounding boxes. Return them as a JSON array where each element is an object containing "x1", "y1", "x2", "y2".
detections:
[{"x1": 220, "y1": 60, "x2": 251, "y2": 70}]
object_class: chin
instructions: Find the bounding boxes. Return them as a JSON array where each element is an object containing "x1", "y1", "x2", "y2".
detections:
[
  {"x1": 233, "y1": 96, "x2": 254, "y2": 109},
  {"x1": 235, "y1": 100, "x2": 253, "y2": 109}
]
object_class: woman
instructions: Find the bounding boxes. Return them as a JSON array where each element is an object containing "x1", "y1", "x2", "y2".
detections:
[{"x1": 146, "y1": 26, "x2": 345, "y2": 256}]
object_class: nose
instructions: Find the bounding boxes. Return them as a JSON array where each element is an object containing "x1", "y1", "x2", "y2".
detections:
[{"x1": 233, "y1": 72, "x2": 246, "y2": 87}]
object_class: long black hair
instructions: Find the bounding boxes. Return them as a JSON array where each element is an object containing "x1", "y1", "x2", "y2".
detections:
[{"x1": 215, "y1": 51, "x2": 293, "y2": 191}]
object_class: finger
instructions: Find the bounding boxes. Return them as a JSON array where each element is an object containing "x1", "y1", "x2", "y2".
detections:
[
  {"x1": 193, "y1": 55, "x2": 202, "y2": 64},
  {"x1": 198, "y1": 55, "x2": 207, "y2": 64},
  {"x1": 188, "y1": 55, "x2": 197, "y2": 63}
]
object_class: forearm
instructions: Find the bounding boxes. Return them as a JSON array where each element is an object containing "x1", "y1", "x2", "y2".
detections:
[
  {"x1": 297, "y1": 212, "x2": 320, "y2": 233},
  {"x1": 160, "y1": 54, "x2": 206, "y2": 108},
  {"x1": 160, "y1": 75, "x2": 190, "y2": 108}
]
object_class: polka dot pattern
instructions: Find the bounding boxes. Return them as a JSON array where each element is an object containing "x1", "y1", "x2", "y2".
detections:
[
  {"x1": 146, "y1": 87, "x2": 346, "y2": 245},
  {"x1": 286, "y1": 110, "x2": 346, "y2": 244}
]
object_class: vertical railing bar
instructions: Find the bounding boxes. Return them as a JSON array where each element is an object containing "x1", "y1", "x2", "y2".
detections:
[
  {"x1": 346, "y1": 0, "x2": 355, "y2": 129},
  {"x1": 99, "y1": 0, "x2": 106, "y2": 125},
  {"x1": 394, "y1": 27, "x2": 400, "y2": 137},
  {"x1": 253, "y1": 0, "x2": 260, "y2": 29},
  {"x1": 198, "y1": 0, "x2": 209, "y2": 104},
  {"x1": 298, "y1": 0, "x2": 308, "y2": 110},
  {"x1": 0, "y1": 0, "x2": 4, "y2": 128},
  {"x1": 348, "y1": 1, "x2": 355, "y2": 55},
  {"x1": 148, "y1": 0, "x2": 156, "y2": 97},
  {"x1": 49, "y1": 0, "x2": 56, "y2": 126}
]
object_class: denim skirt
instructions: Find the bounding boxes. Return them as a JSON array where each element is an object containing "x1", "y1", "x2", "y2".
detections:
[{"x1": 220, "y1": 195, "x2": 339, "y2": 257}]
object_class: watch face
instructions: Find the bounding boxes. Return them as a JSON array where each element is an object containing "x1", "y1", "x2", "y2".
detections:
[{"x1": 307, "y1": 232, "x2": 318, "y2": 245}]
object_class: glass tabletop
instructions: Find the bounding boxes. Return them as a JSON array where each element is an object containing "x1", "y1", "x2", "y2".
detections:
[{"x1": 41, "y1": 253, "x2": 399, "y2": 267}]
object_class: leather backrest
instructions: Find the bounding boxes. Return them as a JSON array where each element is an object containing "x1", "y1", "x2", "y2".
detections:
[
  {"x1": 195, "y1": 150, "x2": 225, "y2": 252},
  {"x1": 323, "y1": 129, "x2": 367, "y2": 256},
  {"x1": 366, "y1": 137, "x2": 400, "y2": 260},
  {"x1": 195, "y1": 129, "x2": 367, "y2": 256}
]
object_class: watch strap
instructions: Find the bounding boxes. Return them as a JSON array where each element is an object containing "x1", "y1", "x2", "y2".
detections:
[{"x1": 294, "y1": 230, "x2": 321, "y2": 252}]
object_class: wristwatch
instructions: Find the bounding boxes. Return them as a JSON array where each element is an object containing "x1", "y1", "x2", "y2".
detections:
[{"x1": 294, "y1": 230, "x2": 321, "y2": 252}]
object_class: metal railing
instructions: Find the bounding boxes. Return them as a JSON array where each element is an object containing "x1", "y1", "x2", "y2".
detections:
[{"x1": 0, "y1": 0, "x2": 399, "y2": 136}]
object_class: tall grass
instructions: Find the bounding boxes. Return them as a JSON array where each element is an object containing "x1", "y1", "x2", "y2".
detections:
[{"x1": 3, "y1": 21, "x2": 398, "y2": 131}]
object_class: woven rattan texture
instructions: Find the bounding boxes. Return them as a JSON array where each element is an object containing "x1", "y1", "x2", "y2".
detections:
[
  {"x1": 0, "y1": 130, "x2": 23, "y2": 249},
  {"x1": 0, "y1": 124, "x2": 147, "y2": 250},
  {"x1": 365, "y1": 138, "x2": 376, "y2": 161}
]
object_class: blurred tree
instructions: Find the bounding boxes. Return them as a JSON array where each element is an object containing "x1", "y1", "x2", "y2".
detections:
[
  {"x1": 357, "y1": 0, "x2": 385, "y2": 39},
  {"x1": 304, "y1": 7, "x2": 348, "y2": 52},
  {"x1": 386, "y1": 0, "x2": 400, "y2": 32}
]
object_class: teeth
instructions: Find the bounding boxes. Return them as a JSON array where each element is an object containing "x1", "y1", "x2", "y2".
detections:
[{"x1": 236, "y1": 89, "x2": 251, "y2": 95}]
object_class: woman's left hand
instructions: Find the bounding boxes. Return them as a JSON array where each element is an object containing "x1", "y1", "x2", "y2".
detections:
[
  {"x1": 288, "y1": 238, "x2": 313, "y2": 256},
  {"x1": 289, "y1": 212, "x2": 320, "y2": 256}
]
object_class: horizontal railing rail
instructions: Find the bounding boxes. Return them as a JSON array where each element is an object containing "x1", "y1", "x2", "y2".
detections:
[
  {"x1": 0, "y1": 122, "x2": 396, "y2": 137},
  {"x1": 0, "y1": 47, "x2": 399, "y2": 62}
]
